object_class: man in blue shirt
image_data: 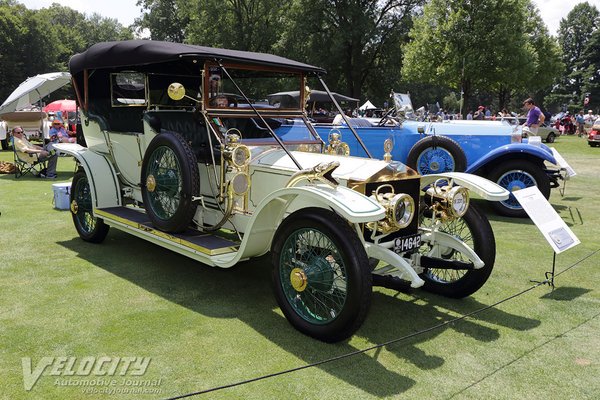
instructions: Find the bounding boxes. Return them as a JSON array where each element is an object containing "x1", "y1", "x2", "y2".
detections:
[{"x1": 523, "y1": 98, "x2": 545, "y2": 135}]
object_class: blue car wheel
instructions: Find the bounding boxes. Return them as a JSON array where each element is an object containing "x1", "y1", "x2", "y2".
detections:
[
  {"x1": 406, "y1": 136, "x2": 467, "y2": 174},
  {"x1": 488, "y1": 159, "x2": 551, "y2": 218}
]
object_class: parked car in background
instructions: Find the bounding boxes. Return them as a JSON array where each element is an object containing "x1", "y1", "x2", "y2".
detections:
[
  {"x1": 515, "y1": 117, "x2": 561, "y2": 143},
  {"x1": 588, "y1": 120, "x2": 600, "y2": 147},
  {"x1": 295, "y1": 93, "x2": 572, "y2": 218},
  {"x1": 56, "y1": 40, "x2": 509, "y2": 343},
  {"x1": 0, "y1": 110, "x2": 50, "y2": 149}
]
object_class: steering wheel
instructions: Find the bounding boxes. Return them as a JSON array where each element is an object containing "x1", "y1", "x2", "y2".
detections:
[{"x1": 378, "y1": 107, "x2": 396, "y2": 126}]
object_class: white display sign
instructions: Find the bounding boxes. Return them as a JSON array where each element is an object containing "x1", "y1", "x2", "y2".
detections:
[
  {"x1": 513, "y1": 186, "x2": 580, "y2": 253},
  {"x1": 550, "y1": 147, "x2": 576, "y2": 177}
]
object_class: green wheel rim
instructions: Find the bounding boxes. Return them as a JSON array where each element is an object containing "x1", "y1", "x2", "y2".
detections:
[
  {"x1": 279, "y1": 228, "x2": 348, "y2": 325},
  {"x1": 146, "y1": 146, "x2": 183, "y2": 220},
  {"x1": 73, "y1": 176, "x2": 97, "y2": 234}
]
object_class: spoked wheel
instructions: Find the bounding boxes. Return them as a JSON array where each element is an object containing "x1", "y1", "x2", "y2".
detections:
[
  {"x1": 418, "y1": 203, "x2": 495, "y2": 298},
  {"x1": 488, "y1": 159, "x2": 550, "y2": 218},
  {"x1": 271, "y1": 208, "x2": 371, "y2": 342},
  {"x1": 71, "y1": 170, "x2": 109, "y2": 243},
  {"x1": 141, "y1": 132, "x2": 199, "y2": 233},
  {"x1": 406, "y1": 136, "x2": 467, "y2": 174}
]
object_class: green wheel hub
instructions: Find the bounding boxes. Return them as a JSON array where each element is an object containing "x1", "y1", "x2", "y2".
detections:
[
  {"x1": 279, "y1": 228, "x2": 347, "y2": 325},
  {"x1": 146, "y1": 146, "x2": 183, "y2": 220}
]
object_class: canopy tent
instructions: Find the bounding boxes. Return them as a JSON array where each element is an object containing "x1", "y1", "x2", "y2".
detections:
[
  {"x1": 0, "y1": 72, "x2": 71, "y2": 116},
  {"x1": 359, "y1": 100, "x2": 377, "y2": 111}
]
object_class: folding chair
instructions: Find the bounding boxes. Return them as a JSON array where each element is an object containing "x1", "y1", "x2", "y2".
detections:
[{"x1": 13, "y1": 143, "x2": 46, "y2": 178}]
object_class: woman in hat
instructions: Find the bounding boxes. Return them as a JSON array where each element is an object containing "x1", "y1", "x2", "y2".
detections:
[{"x1": 49, "y1": 119, "x2": 75, "y2": 143}]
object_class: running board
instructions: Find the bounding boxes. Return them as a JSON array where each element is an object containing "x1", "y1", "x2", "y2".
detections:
[{"x1": 95, "y1": 207, "x2": 240, "y2": 256}]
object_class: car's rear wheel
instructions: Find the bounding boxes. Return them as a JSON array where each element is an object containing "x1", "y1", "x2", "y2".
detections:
[
  {"x1": 71, "y1": 170, "x2": 109, "y2": 243},
  {"x1": 271, "y1": 208, "x2": 372, "y2": 342},
  {"x1": 141, "y1": 132, "x2": 199, "y2": 233},
  {"x1": 419, "y1": 203, "x2": 495, "y2": 298},
  {"x1": 406, "y1": 136, "x2": 467, "y2": 174},
  {"x1": 488, "y1": 159, "x2": 551, "y2": 218},
  {"x1": 546, "y1": 132, "x2": 556, "y2": 143}
]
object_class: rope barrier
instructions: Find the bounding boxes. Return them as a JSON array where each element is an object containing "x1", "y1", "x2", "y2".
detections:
[{"x1": 165, "y1": 248, "x2": 600, "y2": 399}]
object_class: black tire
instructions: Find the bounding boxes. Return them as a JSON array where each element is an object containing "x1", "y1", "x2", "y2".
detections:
[
  {"x1": 1, "y1": 138, "x2": 8, "y2": 150},
  {"x1": 141, "y1": 132, "x2": 199, "y2": 233},
  {"x1": 406, "y1": 136, "x2": 467, "y2": 174},
  {"x1": 71, "y1": 170, "x2": 109, "y2": 243},
  {"x1": 419, "y1": 203, "x2": 495, "y2": 298},
  {"x1": 271, "y1": 208, "x2": 372, "y2": 342},
  {"x1": 488, "y1": 159, "x2": 551, "y2": 218},
  {"x1": 545, "y1": 132, "x2": 556, "y2": 143}
]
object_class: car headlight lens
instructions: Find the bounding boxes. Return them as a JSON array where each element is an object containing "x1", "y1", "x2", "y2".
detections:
[
  {"x1": 232, "y1": 145, "x2": 251, "y2": 168},
  {"x1": 447, "y1": 186, "x2": 469, "y2": 217},
  {"x1": 390, "y1": 193, "x2": 415, "y2": 229}
]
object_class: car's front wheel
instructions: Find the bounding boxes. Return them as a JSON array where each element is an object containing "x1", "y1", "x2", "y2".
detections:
[
  {"x1": 71, "y1": 170, "x2": 109, "y2": 243},
  {"x1": 545, "y1": 132, "x2": 556, "y2": 143},
  {"x1": 419, "y1": 203, "x2": 495, "y2": 298},
  {"x1": 271, "y1": 208, "x2": 372, "y2": 342},
  {"x1": 488, "y1": 159, "x2": 551, "y2": 218}
]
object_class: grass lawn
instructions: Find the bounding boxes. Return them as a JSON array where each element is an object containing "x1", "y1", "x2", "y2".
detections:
[{"x1": 0, "y1": 135, "x2": 599, "y2": 399}]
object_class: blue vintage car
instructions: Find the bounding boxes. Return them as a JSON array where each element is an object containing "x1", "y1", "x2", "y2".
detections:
[
  {"x1": 271, "y1": 90, "x2": 571, "y2": 218},
  {"x1": 303, "y1": 116, "x2": 572, "y2": 217}
]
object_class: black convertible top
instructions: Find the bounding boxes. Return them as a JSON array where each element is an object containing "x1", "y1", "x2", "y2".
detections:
[{"x1": 69, "y1": 40, "x2": 326, "y2": 75}]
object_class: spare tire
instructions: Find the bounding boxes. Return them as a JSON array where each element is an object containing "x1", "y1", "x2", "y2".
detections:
[
  {"x1": 141, "y1": 132, "x2": 200, "y2": 232},
  {"x1": 406, "y1": 136, "x2": 467, "y2": 175}
]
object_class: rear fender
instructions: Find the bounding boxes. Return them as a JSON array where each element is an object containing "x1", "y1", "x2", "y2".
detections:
[
  {"x1": 466, "y1": 143, "x2": 557, "y2": 174},
  {"x1": 53, "y1": 143, "x2": 121, "y2": 208}
]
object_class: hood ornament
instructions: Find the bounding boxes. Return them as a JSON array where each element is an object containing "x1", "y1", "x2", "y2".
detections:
[{"x1": 286, "y1": 161, "x2": 340, "y2": 188}]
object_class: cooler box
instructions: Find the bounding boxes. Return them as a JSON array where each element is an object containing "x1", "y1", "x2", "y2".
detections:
[{"x1": 52, "y1": 182, "x2": 71, "y2": 210}]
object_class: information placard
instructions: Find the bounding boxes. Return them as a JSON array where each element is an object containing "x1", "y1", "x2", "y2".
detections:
[
  {"x1": 513, "y1": 186, "x2": 580, "y2": 253},
  {"x1": 550, "y1": 147, "x2": 577, "y2": 177}
]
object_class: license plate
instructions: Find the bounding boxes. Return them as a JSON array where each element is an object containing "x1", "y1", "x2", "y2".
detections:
[{"x1": 393, "y1": 234, "x2": 421, "y2": 253}]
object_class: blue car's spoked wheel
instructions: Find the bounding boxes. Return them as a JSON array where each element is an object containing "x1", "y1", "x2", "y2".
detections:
[
  {"x1": 497, "y1": 170, "x2": 536, "y2": 210},
  {"x1": 71, "y1": 170, "x2": 109, "y2": 243},
  {"x1": 406, "y1": 136, "x2": 467, "y2": 174},
  {"x1": 272, "y1": 208, "x2": 371, "y2": 342},
  {"x1": 417, "y1": 147, "x2": 456, "y2": 174},
  {"x1": 488, "y1": 160, "x2": 551, "y2": 218}
]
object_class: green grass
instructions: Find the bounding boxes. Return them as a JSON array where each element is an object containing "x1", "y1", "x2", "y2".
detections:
[{"x1": 1, "y1": 135, "x2": 599, "y2": 399}]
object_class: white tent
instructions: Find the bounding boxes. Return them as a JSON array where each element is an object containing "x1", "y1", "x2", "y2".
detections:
[{"x1": 359, "y1": 100, "x2": 377, "y2": 111}]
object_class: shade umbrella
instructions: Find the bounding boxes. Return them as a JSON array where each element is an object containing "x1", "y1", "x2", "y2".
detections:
[
  {"x1": 0, "y1": 72, "x2": 71, "y2": 116},
  {"x1": 43, "y1": 99, "x2": 77, "y2": 113}
]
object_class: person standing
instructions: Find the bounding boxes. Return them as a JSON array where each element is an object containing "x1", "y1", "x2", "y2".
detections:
[
  {"x1": 522, "y1": 98, "x2": 545, "y2": 135},
  {"x1": 576, "y1": 110, "x2": 585, "y2": 137},
  {"x1": 473, "y1": 106, "x2": 485, "y2": 120}
]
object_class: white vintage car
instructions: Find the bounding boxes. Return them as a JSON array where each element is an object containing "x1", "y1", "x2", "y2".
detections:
[{"x1": 56, "y1": 40, "x2": 508, "y2": 342}]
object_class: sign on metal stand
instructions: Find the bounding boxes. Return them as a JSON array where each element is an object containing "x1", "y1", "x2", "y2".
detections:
[{"x1": 513, "y1": 186, "x2": 580, "y2": 287}]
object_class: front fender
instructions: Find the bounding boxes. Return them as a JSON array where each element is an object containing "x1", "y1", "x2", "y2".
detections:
[
  {"x1": 420, "y1": 172, "x2": 509, "y2": 201},
  {"x1": 466, "y1": 143, "x2": 557, "y2": 174},
  {"x1": 53, "y1": 143, "x2": 121, "y2": 208},
  {"x1": 216, "y1": 184, "x2": 385, "y2": 267}
]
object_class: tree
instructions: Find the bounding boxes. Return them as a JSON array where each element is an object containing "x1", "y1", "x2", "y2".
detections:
[
  {"x1": 552, "y1": 2, "x2": 600, "y2": 111},
  {"x1": 278, "y1": 0, "x2": 423, "y2": 102},
  {"x1": 402, "y1": 0, "x2": 543, "y2": 116},
  {"x1": 580, "y1": 28, "x2": 600, "y2": 112},
  {"x1": 135, "y1": 0, "x2": 188, "y2": 41}
]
